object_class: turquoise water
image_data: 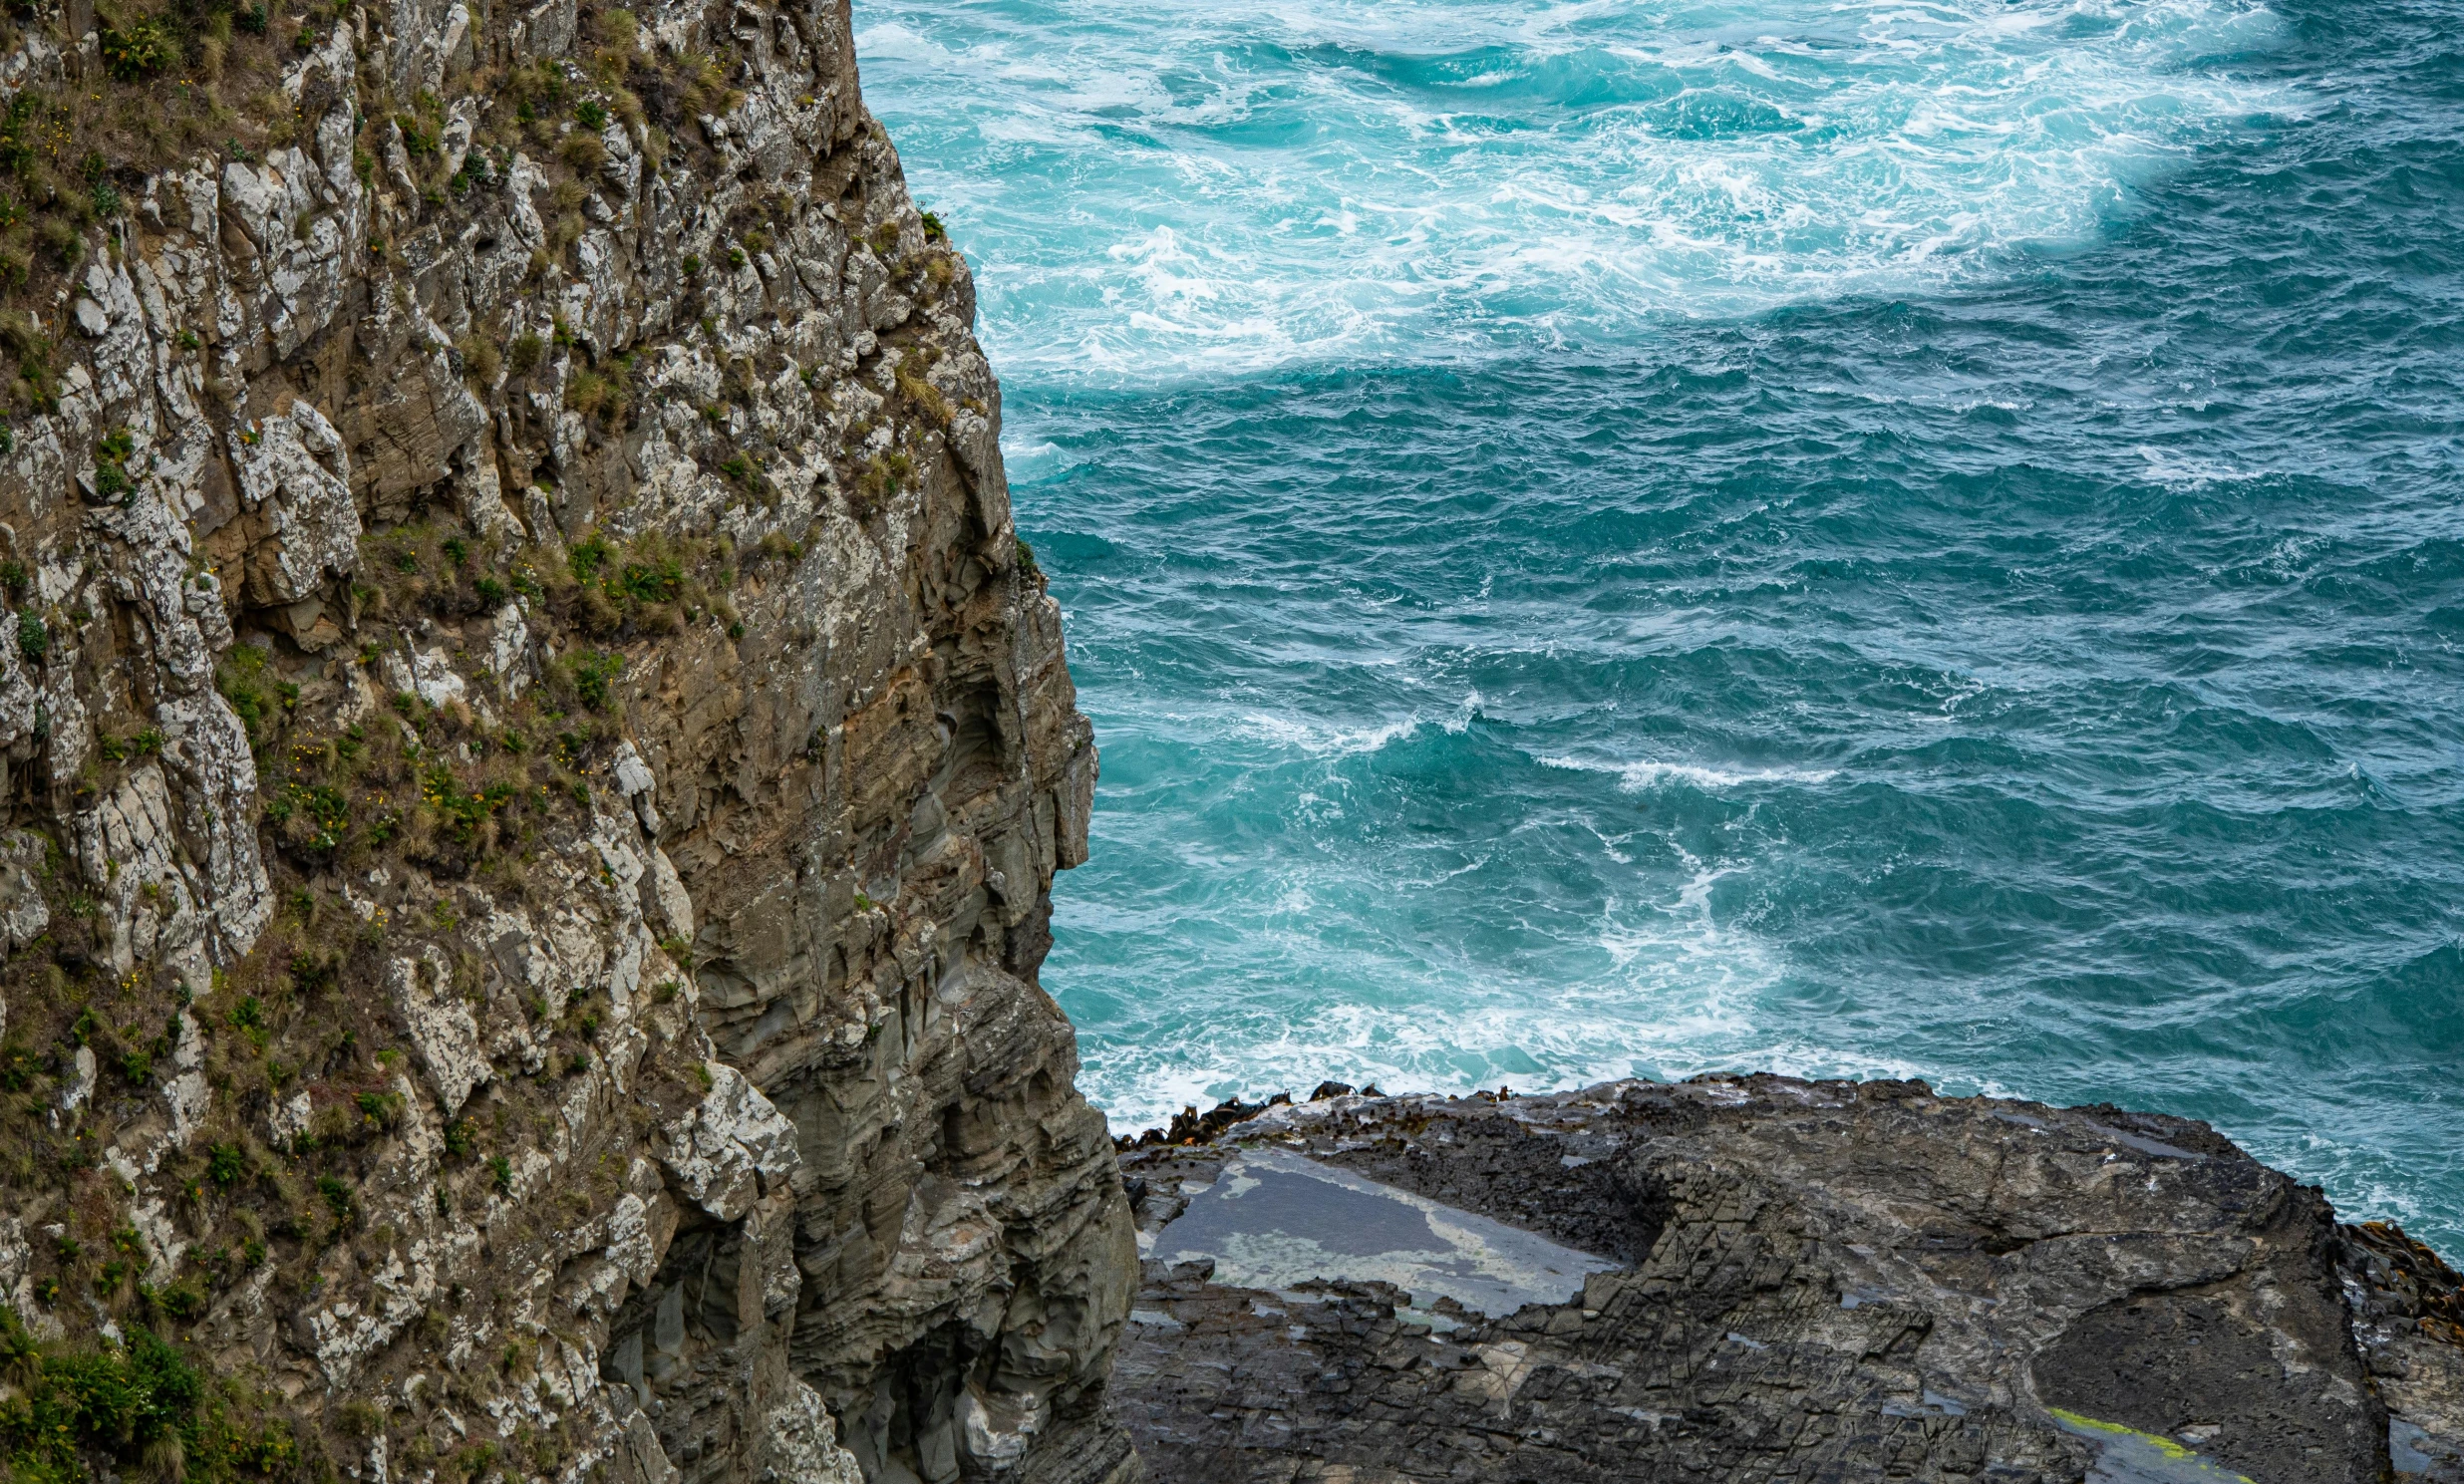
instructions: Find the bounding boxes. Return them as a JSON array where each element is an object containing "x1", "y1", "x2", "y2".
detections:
[{"x1": 856, "y1": 0, "x2": 2464, "y2": 1251}]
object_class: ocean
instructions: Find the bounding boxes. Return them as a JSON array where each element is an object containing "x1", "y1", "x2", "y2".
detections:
[{"x1": 855, "y1": 0, "x2": 2464, "y2": 1252}]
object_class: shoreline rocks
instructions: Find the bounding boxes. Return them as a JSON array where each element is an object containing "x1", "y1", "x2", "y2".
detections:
[{"x1": 1109, "y1": 1074, "x2": 2464, "y2": 1483}]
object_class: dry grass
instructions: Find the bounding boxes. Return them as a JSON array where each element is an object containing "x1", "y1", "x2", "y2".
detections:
[{"x1": 0, "y1": 4, "x2": 290, "y2": 356}]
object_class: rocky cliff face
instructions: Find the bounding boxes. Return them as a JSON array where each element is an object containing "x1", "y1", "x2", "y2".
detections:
[{"x1": 0, "y1": 3, "x2": 1133, "y2": 1484}]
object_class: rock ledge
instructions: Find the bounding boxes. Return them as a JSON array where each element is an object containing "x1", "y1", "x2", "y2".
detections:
[{"x1": 1112, "y1": 1074, "x2": 2464, "y2": 1484}]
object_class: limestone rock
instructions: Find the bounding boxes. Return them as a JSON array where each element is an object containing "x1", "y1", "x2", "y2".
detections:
[
  {"x1": 228, "y1": 402, "x2": 360, "y2": 608},
  {"x1": 760, "y1": 1378, "x2": 866, "y2": 1484},
  {"x1": 61, "y1": 1045, "x2": 95, "y2": 1110},
  {"x1": 388, "y1": 946, "x2": 490, "y2": 1116},
  {"x1": 661, "y1": 1061, "x2": 798, "y2": 1222},
  {"x1": 0, "y1": 828, "x2": 50, "y2": 953},
  {"x1": 612, "y1": 739, "x2": 662, "y2": 834}
]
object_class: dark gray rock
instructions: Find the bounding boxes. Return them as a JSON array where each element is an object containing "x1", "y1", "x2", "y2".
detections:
[{"x1": 1111, "y1": 1074, "x2": 2464, "y2": 1484}]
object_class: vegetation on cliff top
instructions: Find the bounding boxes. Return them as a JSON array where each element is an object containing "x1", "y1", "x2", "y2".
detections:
[
  {"x1": 0, "y1": 0, "x2": 291, "y2": 341},
  {"x1": 0, "y1": 0, "x2": 759, "y2": 412}
]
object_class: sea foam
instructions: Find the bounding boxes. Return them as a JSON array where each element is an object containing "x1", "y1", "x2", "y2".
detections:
[
  {"x1": 861, "y1": 0, "x2": 2299, "y2": 383},
  {"x1": 859, "y1": 0, "x2": 2464, "y2": 1254}
]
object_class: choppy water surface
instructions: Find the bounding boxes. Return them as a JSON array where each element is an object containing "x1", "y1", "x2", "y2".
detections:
[{"x1": 858, "y1": 0, "x2": 2464, "y2": 1250}]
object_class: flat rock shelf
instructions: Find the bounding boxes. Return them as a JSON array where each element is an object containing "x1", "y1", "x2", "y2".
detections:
[{"x1": 1109, "y1": 1075, "x2": 2464, "y2": 1484}]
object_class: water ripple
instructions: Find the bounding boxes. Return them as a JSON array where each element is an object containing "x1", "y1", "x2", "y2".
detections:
[{"x1": 864, "y1": 0, "x2": 2464, "y2": 1251}]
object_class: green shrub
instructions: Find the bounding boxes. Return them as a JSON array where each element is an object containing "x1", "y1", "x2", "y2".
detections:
[
  {"x1": 16, "y1": 1321, "x2": 195, "y2": 1461},
  {"x1": 423, "y1": 765, "x2": 515, "y2": 845},
  {"x1": 15, "y1": 610, "x2": 45, "y2": 663},
  {"x1": 0, "y1": 97, "x2": 34, "y2": 175},
  {"x1": 99, "y1": 17, "x2": 178, "y2": 81},
  {"x1": 566, "y1": 650, "x2": 623, "y2": 711},
  {"x1": 567, "y1": 535, "x2": 610, "y2": 581},
  {"x1": 215, "y1": 646, "x2": 273, "y2": 749},
  {"x1": 151, "y1": 1280, "x2": 205, "y2": 1322},
  {"x1": 0, "y1": 1308, "x2": 304, "y2": 1481}
]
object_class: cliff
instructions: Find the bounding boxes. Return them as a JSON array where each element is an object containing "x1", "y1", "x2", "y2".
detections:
[
  {"x1": 1114, "y1": 1078, "x2": 2464, "y2": 1483},
  {"x1": 0, "y1": 2, "x2": 1133, "y2": 1484},
  {"x1": 0, "y1": 4, "x2": 2459, "y2": 1484}
]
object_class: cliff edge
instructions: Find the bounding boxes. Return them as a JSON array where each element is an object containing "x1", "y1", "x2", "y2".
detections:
[{"x1": 0, "y1": 2, "x2": 1133, "y2": 1484}]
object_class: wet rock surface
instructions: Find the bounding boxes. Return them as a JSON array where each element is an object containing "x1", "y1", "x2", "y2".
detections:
[{"x1": 1112, "y1": 1075, "x2": 2464, "y2": 1484}]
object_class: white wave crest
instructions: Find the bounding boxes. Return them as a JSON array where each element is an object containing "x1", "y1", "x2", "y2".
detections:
[
  {"x1": 861, "y1": 0, "x2": 2302, "y2": 384},
  {"x1": 1236, "y1": 711, "x2": 1422, "y2": 757},
  {"x1": 1538, "y1": 753, "x2": 1840, "y2": 791},
  {"x1": 1066, "y1": 844, "x2": 1856, "y2": 1134}
]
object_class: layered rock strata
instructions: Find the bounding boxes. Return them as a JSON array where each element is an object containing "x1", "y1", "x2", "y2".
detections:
[
  {"x1": 0, "y1": 2, "x2": 1131, "y2": 1484},
  {"x1": 1113, "y1": 1077, "x2": 2464, "y2": 1484}
]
